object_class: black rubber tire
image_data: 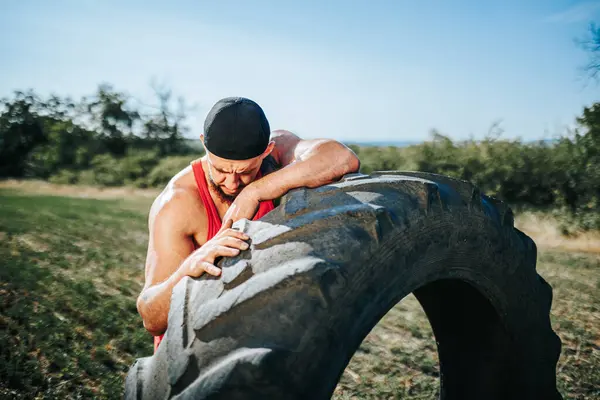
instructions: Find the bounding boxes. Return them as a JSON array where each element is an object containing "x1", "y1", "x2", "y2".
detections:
[{"x1": 124, "y1": 171, "x2": 563, "y2": 400}]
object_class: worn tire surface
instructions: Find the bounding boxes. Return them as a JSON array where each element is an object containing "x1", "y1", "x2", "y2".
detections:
[{"x1": 125, "y1": 171, "x2": 563, "y2": 400}]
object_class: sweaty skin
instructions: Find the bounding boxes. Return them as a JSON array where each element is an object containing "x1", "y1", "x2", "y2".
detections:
[{"x1": 136, "y1": 130, "x2": 360, "y2": 337}]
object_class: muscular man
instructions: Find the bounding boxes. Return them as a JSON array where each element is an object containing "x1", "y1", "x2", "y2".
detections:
[{"x1": 136, "y1": 97, "x2": 360, "y2": 352}]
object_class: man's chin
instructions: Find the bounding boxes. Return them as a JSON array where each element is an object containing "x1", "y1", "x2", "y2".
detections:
[
  {"x1": 216, "y1": 188, "x2": 242, "y2": 203},
  {"x1": 207, "y1": 178, "x2": 242, "y2": 203},
  {"x1": 222, "y1": 189, "x2": 241, "y2": 197}
]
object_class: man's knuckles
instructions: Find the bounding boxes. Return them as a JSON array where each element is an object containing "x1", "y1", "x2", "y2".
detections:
[{"x1": 189, "y1": 260, "x2": 220, "y2": 277}]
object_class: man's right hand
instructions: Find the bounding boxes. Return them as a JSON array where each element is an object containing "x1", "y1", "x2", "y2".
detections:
[{"x1": 184, "y1": 219, "x2": 250, "y2": 278}]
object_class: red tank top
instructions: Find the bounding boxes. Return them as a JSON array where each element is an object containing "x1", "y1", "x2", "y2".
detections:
[{"x1": 153, "y1": 160, "x2": 275, "y2": 352}]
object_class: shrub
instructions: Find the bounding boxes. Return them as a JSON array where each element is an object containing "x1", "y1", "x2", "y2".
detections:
[
  {"x1": 145, "y1": 155, "x2": 196, "y2": 187},
  {"x1": 49, "y1": 170, "x2": 79, "y2": 185}
]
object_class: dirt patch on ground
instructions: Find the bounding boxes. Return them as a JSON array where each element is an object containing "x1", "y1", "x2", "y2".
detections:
[
  {"x1": 14, "y1": 233, "x2": 51, "y2": 253},
  {"x1": 515, "y1": 213, "x2": 600, "y2": 254},
  {"x1": 0, "y1": 179, "x2": 161, "y2": 200}
]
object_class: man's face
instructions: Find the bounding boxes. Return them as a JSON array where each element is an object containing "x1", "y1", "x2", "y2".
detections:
[{"x1": 206, "y1": 152, "x2": 263, "y2": 204}]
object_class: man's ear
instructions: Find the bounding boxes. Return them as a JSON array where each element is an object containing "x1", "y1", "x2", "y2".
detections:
[
  {"x1": 200, "y1": 134, "x2": 208, "y2": 154},
  {"x1": 261, "y1": 141, "x2": 276, "y2": 158}
]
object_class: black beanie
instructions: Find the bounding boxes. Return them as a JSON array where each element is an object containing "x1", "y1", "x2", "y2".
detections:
[{"x1": 203, "y1": 97, "x2": 271, "y2": 160}]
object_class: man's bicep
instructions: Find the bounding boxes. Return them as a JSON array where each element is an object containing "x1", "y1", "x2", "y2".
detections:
[{"x1": 143, "y1": 205, "x2": 195, "y2": 290}]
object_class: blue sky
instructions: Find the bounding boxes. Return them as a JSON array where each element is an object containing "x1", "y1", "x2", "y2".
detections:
[{"x1": 1, "y1": 0, "x2": 599, "y2": 142}]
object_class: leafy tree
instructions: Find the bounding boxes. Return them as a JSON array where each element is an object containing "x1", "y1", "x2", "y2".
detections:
[
  {"x1": 574, "y1": 104, "x2": 600, "y2": 212},
  {"x1": 140, "y1": 81, "x2": 193, "y2": 155},
  {"x1": 0, "y1": 91, "x2": 47, "y2": 176},
  {"x1": 85, "y1": 83, "x2": 140, "y2": 156},
  {"x1": 0, "y1": 81, "x2": 597, "y2": 230},
  {"x1": 578, "y1": 23, "x2": 600, "y2": 82}
]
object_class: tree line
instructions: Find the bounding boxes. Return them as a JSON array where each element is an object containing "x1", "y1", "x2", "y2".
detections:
[
  {"x1": 349, "y1": 108, "x2": 599, "y2": 231},
  {"x1": 0, "y1": 83, "x2": 200, "y2": 187},
  {"x1": 1, "y1": 82, "x2": 599, "y2": 230}
]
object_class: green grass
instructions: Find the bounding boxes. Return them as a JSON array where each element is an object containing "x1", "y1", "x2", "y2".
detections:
[
  {"x1": 0, "y1": 187, "x2": 598, "y2": 399},
  {"x1": 333, "y1": 296, "x2": 441, "y2": 400},
  {"x1": 0, "y1": 188, "x2": 154, "y2": 399}
]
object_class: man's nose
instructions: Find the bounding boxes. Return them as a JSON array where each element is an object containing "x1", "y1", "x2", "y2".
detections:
[{"x1": 225, "y1": 174, "x2": 240, "y2": 190}]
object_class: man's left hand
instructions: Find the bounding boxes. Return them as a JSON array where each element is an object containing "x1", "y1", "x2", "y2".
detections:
[{"x1": 221, "y1": 186, "x2": 261, "y2": 226}]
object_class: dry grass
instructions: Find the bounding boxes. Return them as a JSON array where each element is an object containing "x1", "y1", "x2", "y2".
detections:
[
  {"x1": 334, "y1": 295, "x2": 439, "y2": 399},
  {"x1": 515, "y1": 211, "x2": 600, "y2": 254},
  {"x1": 0, "y1": 179, "x2": 161, "y2": 200}
]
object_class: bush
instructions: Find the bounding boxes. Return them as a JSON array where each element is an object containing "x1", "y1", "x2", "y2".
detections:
[
  {"x1": 89, "y1": 154, "x2": 125, "y2": 186},
  {"x1": 46, "y1": 152, "x2": 197, "y2": 188},
  {"x1": 77, "y1": 170, "x2": 96, "y2": 186},
  {"x1": 354, "y1": 135, "x2": 572, "y2": 208},
  {"x1": 119, "y1": 149, "x2": 161, "y2": 187},
  {"x1": 145, "y1": 155, "x2": 196, "y2": 187},
  {"x1": 49, "y1": 170, "x2": 79, "y2": 185}
]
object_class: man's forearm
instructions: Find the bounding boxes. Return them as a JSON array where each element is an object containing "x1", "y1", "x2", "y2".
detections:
[
  {"x1": 252, "y1": 141, "x2": 360, "y2": 201},
  {"x1": 137, "y1": 263, "x2": 189, "y2": 336}
]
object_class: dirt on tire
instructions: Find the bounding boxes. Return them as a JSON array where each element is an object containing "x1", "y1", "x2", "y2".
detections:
[{"x1": 125, "y1": 171, "x2": 563, "y2": 400}]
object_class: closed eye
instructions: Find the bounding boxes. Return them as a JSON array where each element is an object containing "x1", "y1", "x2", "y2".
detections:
[{"x1": 215, "y1": 169, "x2": 251, "y2": 176}]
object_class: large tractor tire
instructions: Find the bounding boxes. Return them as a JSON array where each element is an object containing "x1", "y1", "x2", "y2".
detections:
[{"x1": 125, "y1": 171, "x2": 562, "y2": 400}]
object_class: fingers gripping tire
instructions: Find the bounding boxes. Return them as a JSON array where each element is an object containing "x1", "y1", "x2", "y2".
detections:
[{"x1": 125, "y1": 171, "x2": 562, "y2": 400}]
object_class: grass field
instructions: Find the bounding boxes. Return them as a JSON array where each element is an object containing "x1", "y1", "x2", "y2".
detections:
[{"x1": 1, "y1": 182, "x2": 598, "y2": 399}]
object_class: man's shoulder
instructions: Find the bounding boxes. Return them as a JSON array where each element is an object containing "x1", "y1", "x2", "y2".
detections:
[
  {"x1": 149, "y1": 165, "x2": 205, "y2": 228},
  {"x1": 271, "y1": 129, "x2": 300, "y2": 145}
]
